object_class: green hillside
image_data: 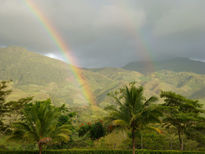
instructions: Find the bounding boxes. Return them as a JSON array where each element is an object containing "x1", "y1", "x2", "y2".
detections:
[
  {"x1": 0, "y1": 47, "x2": 205, "y2": 111},
  {"x1": 0, "y1": 46, "x2": 75, "y2": 85},
  {"x1": 0, "y1": 47, "x2": 89, "y2": 106},
  {"x1": 123, "y1": 57, "x2": 205, "y2": 74}
]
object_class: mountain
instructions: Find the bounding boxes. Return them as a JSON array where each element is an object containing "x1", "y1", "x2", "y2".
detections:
[
  {"x1": 123, "y1": 57, "x2": 205, "y2": 74},
  {"x1": 0, "y1": 46, "x2": 91, "y2": 106},
  {"x1": 0, "y1": 47, "x2": 205, "y2": 113}
]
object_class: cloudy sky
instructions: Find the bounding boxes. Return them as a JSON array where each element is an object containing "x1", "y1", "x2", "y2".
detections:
[{"x1": 0, "y1": 0, "x2": 205, "y2": 67}]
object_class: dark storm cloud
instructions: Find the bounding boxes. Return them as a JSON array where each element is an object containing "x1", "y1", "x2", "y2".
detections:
[{"x1": 0, "y1": 0, "x2": 205, "y2": 67}]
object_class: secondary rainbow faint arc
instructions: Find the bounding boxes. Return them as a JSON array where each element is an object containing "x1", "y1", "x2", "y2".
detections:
[
  {"x1": 117, "y1": 1, "x2": 155, "y2": 72},
  {"x1": 24, "y1": 0, "x2": 96, "y2": 106}
]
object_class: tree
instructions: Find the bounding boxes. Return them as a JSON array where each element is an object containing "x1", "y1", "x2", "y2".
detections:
[
  {"x1": 185, "y1": 120, "x2": 205, "y2": 149},
  {"x1": 0, "y1": 81, "x2": 32, "y2": 135},
  {"x1": 54, "y1": 105, "x2": 77, "y2": 149},
  {"x1": 11, "y1": 99, "x2": 71, "y2": 154},
  {"x1": 105, "y1": 83, "x2": 162, "y2": 154},
  {"x1": 160, "y1": 91, "x2": 204, "y2": 150},
  {"x1": 0, "y1": 81, "x2": 12, "y2": 131},
  {"x1": 57, "y1": 104, "x2": 76, "y2": 127}
]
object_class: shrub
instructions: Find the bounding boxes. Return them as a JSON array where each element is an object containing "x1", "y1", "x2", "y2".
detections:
[
  {"x1": 0, "y1": 149, "x2": 205, "y2": 154},
  {"x1": 78, "y1": 121, "x2": 105, "y2": 140}
]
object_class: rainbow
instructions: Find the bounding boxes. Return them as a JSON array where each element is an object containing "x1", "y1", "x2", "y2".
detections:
[
  {"x1": 24, "y1": 0, "x2": 96, "y2": 106},
  {"x1": 117, "y1": 1, "x2": 155, "y2": 72}
]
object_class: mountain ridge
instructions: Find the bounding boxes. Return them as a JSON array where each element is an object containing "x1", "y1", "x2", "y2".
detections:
[
  {"x1": 123, "y1": 57, "x2": 205, "y2": 74},
  {"x1": 0, "y1": 47, "x2": 205, "y2": 110}
]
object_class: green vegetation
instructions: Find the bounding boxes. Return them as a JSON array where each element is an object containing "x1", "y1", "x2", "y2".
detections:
[
  {"x1": 1, "y1": 47, "x2": 205, "y2": 110},
  {"x1": 79, "y1": 121, "x2": 105, "y2": 140},
  {"x1": 1, "y1": 149, "x2": 205, "y2": 154},
  {"x1": 160, "y1": 91, "x2": 205, "y2": 150},
  {"x1": 11, "y1": 99, "x2": 71, "y2": 154},
  {"x1": 1, "y1": 47, "x2": 205, "y2": 153},
  {"x1": 105, "y1": 83, "x2": 162, "y2": 154},
  {"x1": 0, "y1": 79, "x2": 205, "y2": 153},
  {"x1": 0, "y1": 80, "x2": 12, "y2": 132},
  {"x1": 0, "y1": 80, "x2": 32, "y2": 135}
]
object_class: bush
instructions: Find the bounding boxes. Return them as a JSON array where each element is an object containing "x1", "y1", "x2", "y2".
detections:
[
  {"x1": 78, "y1": 121, "x2": 105, "y2": 140},
  {"x1": 78, "y1": 124, "x2": 91, "y2": 137},
  {"x1": 0, "y1": 149, "x2": 205, "y2": 154},
  {"x1": 90, "y1": 121, "x2": 105, "y2": 140}
]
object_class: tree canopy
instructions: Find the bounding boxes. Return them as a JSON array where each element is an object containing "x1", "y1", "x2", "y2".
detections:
[
  {"x1": 160, "y1": 91, "x2": 205, "y2": 150},
  {"x1": 11, "y1": 99, "x2": 71, "y2": 154},
  {"x1": 105, "y1": 83, "x2": 162, "y2": 154}
]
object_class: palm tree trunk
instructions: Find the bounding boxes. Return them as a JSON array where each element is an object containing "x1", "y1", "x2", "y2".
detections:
[
  {"x1": 178, "y1": 130, "x2": 184, "y2": 151},
  {"x1": 38, "y1": 142, "x2": 42, "y2": 154},
  {"x1": 132, "y1": 128, "x2": 136, "y2": 154}
]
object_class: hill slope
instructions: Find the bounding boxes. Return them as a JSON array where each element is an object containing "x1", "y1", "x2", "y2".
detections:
[
  {"x1": 0, "y1": 47, "x2": 205, "y2": 111},
  {"x1": 0, "y1": 47, "x2": 92, "y2": 106}
]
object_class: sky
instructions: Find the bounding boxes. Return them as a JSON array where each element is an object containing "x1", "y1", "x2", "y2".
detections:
[{"x1": 0, "y1": 0, "x2": 205, "y2": 68}]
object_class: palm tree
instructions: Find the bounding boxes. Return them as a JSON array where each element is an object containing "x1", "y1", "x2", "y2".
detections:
[
  {"x1": 11, "y1": 99, "x2": 71, "y2": 154},
  {"x1": 105, "y1": 83, "x2": 162, "y2": 154}
]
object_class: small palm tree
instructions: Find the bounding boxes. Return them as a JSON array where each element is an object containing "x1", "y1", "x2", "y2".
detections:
[
  {"x1": 105, "y1": 83, "x2": 162, "y2": 154},
  {"x1": 11, "y1": 99, "x2": 71, "y2": 154}
]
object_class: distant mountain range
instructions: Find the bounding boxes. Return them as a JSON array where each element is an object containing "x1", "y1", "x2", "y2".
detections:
[
  {"x1": 123, "y1": 57, "x2": 205, "y2": 74},
  {"x1": 0, "y1": 47, "x2": 205, "y2": 113}
]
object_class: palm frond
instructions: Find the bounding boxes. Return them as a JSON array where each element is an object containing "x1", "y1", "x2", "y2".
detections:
[{"x1": 105, "y1": 83, "x2": 162, "y2": 134}]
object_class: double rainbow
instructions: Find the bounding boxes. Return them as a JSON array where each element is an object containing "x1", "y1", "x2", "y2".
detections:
[{"x1": 24, "y1": 0, "x2": 96, "y2": 106}]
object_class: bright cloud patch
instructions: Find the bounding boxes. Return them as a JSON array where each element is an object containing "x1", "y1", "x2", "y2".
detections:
[
  {"x1": 190, "y1": 58, "x2": 205, "y2": 63},
  {"x1": 44, "y1": 53, "x2": 64, "y2": 61}
]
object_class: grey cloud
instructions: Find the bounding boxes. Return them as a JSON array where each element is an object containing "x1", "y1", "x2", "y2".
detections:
[
  {"x1": 153, "y1": 1, "x2": 205, "y2": 36},
  {"x1": 0, "y1": 0, "x2": 205, "y2": 67}
]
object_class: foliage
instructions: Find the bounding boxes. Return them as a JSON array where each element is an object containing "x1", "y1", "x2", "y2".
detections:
[
  {"x1": 185, "y1": 121, "x2": 205, "y2": 150},
  {"x1": 160, "y1": 91, "x2": 205, "y2": 150},
  {"x1": 0, "y1": 81, "x2": 12, "y2": 125},
  {"x1": 89, "y1": 121, "x2": 105, "y2": 140},
  {"x1": 57, "y1": 104, "x2": 77, "y2": 127},
  {"x1": 0, "y1": 80, "x2": 32, "y2": 135},
  {"x1": 105, "y1": 82, "x2": 162, "y2": 154},
  {"x1": 1, "y1": 47, "x2": 205, "y2": 151},
  {"x1": 50, "y1": 106, "x2": 77, "y2": 149},
  {"x1": 0, "y1": 149, "x2": 205, "y2": 153},
  {"x1": 78, "y1": 124, "x2": 91, "y2": 138},
  {"x1": 10, "y1": 99, "x2": 71, "y2": 153},
  {"x1": 78, "y1": 121, "x2": 105, "y2": 140}
]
